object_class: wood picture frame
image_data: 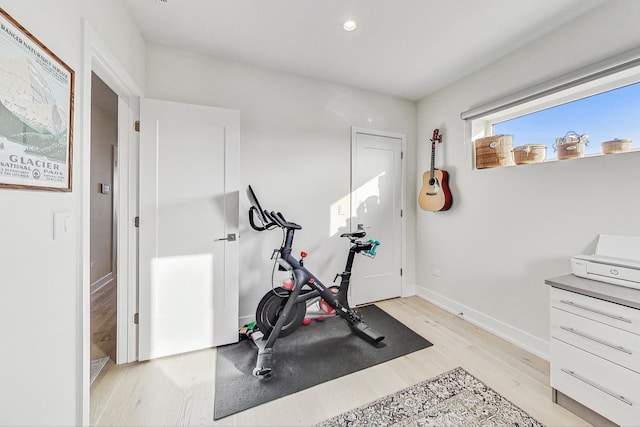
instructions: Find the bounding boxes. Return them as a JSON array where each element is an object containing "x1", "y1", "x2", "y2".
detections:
[{"x1": 0, "y1": 7, "x2": 74, "y2": 191}]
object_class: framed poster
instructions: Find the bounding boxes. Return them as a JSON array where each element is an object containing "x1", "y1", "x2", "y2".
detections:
[{"x1": 0, "y1": 7, "x2": 74, "y2": 191}]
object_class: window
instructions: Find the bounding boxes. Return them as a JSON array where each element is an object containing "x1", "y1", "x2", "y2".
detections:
[
  {"x1": 463, "y1": 48, "x2": 640, "y2": 168},
  {"x1": 494, "y1": 82, "x2": 640, "y2": 159}
]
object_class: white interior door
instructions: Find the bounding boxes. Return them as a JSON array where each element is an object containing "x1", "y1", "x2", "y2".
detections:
[
  {"x1": 138, "y1": 98, "x2": 239, "y2": 360},
  {"x1": 350, "y1": 128, "x2": 404, "y2": 305}
]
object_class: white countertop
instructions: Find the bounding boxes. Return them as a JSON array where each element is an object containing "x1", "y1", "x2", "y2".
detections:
[{"x1": 545, "y1": 274, "x2": 640, "y2": 310}]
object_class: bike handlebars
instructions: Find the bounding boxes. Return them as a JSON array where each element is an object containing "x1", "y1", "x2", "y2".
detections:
[
  {"x1": 247, "y1": 186, "x2": 379, "y2": 257},
  {"x1": 247, "y1": 185, "x2": 303, "y2": 231},
  {"x1": 270, "y1": 211, "x2": 302, "y2": 230},
  {"x1": 248, "y1": 207, "x2": 273, "y2": 231}
]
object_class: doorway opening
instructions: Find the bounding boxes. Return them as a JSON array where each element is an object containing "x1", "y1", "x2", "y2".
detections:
[
  {"x1": 89, "y1": 72, "x2": 119, "y2": 383},
  {"x1": 83, "y1": 23, "x2": 143, "y2": 424}
]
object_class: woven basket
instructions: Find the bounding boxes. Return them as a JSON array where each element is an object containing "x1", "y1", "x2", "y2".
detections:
[
  {"x1": 554, "y1": 132, "x2": 588, "y2": 160},
  {"x1": 558, "y1": 142, "x2": 585, "y2": 160},
  {"x1": 556, "y1": 141, "x2": 586, "y2": 159},
  {"x1": 601, "y1": 138, "x2": 632, "y2": 154},
  {"x1": 512, "y1": 144, "x2": 546, "y2": 164},
  {"x1": 474, "y1": 135, "x2": 513, "y2": 169}
]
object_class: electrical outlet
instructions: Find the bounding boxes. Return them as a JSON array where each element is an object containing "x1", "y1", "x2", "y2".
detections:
[{"x1": 432, "y1": 268, "x2": 441, "y2": 277}]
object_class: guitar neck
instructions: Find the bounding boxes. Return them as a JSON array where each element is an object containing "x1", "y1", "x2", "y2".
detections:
[{"x1": 430, "y1": 141, "x2": 436, "y2": 179}]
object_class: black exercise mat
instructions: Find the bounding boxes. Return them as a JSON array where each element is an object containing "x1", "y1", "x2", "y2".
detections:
[{"x1": 214, "y1": 304, "x2": 433, "y2": 420}]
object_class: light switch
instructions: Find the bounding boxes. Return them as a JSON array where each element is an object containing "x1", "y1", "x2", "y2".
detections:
[
  {"x1": 53, "y1": 211, "x2": 72, "y2": 240},
  {"x1": 101, "y1": 183, "x2": 111, "y2": 194}
]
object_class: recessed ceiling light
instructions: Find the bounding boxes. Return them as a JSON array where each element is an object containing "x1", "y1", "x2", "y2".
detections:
[{"x1": 342, "y1": 20, "x2": 357, "y2": 32}]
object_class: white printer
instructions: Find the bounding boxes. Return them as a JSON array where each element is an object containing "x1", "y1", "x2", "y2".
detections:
[{"x1": 571, "y1": 234, "x2": 640, "y2": 290}]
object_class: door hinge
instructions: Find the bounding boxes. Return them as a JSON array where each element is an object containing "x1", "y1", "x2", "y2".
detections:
[
  {"x1": 133, "y1": 313, "x2": 139, "y2": 325},
  {"x1": 134, "y1": 120, "x2": 140, "y2": 132},
  {"x1": 400, "y1": 209, "x2": 403, "y2": 217},
  {"x1": 400, "y1": 268, "x2": 403, "y2": 276},
  {"x1": 401, "y1": 151, "x2": 404, "y2": 160},
  {"x1": 134, "y1": 216, "x2": 139, "y2": 228}
]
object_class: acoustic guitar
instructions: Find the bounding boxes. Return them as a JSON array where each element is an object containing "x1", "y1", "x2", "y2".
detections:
[{"x1": 418, "y1": 129, "x2": 452, "y2": 211}]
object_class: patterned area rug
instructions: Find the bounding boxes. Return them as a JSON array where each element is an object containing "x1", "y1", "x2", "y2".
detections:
[{"x1": 316, "y1": 367, "x2": 544, "y2": 426}]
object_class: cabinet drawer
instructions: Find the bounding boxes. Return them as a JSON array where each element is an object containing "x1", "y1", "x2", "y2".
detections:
[
  {"x1": 552, "y1": 307, "x2": 640, "y2": 373},
  {"x1": 551, "y1": 338, "x2": 640, "y2": 426},
  {"x1": 551, "y1": 287, "x2": 640, "y2": 336}
]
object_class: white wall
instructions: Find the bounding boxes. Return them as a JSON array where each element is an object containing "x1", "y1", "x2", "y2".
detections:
[
  {"x1": 145, "y1": 45, "x2": 417, "y2": 320},
  {"x1": 415, "y1": 0, "x2": 640, "y2": 358},
  {"x1": 0, "y1": 1, "x2": 145, "y2": 425},
  {"x1": 2, "y1": 0, "x2": 636, "y2": 424}
]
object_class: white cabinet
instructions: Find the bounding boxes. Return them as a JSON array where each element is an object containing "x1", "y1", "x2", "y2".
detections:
[
  {"x1": 549, "y1": 285, "x2": 640, "y2": 426},
  {"x1": 551, "y1": 288, "x2": 640, "y2": 335}
]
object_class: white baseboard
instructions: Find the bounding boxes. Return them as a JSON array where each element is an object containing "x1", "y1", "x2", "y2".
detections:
[
  {"x1": 402, "y1": 282, "x2": 416, "y2": 298},
  {"x1": 415, "y1": 285, "x2": 550, "y2": 360},
  {"x1": 91, "y1": 272, "x2": 114, "y2": 295}
]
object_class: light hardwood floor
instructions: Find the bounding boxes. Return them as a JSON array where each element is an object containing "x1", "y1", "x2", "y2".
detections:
[
  {"x1": 91, "y1": 280, "x2": 117, "y2": 363},
  {"x1": 90, "y1": 296, "x2": 590, "y2": 426}
]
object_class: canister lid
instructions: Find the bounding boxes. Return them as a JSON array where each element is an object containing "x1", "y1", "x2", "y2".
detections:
[
  {"x1": 513, "y1": 144, "x2": 546, "y2": 151},
  {"x1": 601, "y1": 138, "x2": 631, "y2": 145}
]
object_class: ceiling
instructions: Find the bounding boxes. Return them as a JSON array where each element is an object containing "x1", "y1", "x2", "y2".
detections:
[{"x1": 121, "y1": 0, "x2": 606, "y2": 101}]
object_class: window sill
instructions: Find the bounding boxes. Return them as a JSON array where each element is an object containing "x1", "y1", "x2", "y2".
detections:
[{"x1": 474, "y1": 148, "x2": 639, "y2": 170}]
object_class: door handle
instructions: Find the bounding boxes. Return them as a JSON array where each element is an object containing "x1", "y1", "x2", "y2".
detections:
[{"x1": 215, "y1": 233, "x2": 236, "y2": 242}]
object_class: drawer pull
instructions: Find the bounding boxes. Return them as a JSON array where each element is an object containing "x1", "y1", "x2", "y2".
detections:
[
  {"x1": 560, "y1": 299, "x2": 632, "y2": 323},
  {"x1": 561, "y1": 368, "x2": 633, "y2": 406},
  {"x1": 560, "y1": 326, "x2": 632, "y2": 355}
]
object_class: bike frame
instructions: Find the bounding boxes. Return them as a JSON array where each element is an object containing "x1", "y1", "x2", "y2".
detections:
[
  {"x1": 262, "y1": 224, "x2": 370, "y2": 351},
  {"x1": 246, "y1": 185, "x2": 383, "y2": 377}
]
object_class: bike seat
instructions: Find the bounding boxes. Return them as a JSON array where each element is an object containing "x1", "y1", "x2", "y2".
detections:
[{"x1": 341, "y1": 231, "x2": 366, "y2": 239}]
